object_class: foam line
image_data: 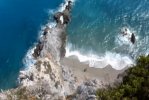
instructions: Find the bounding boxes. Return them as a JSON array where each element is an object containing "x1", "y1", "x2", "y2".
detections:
[{"x1": 66, "y1": 45, "x2": 134, "y2": 70}]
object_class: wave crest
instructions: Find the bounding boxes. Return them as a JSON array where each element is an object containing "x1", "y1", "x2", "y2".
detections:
[{"x1": 66, "y1": 44, "x2": 134, "y2": 70}]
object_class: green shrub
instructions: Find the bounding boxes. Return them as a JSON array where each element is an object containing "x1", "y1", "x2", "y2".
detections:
[{"x1": 97, "y1": 55, "x2": 149, "y2": 100}]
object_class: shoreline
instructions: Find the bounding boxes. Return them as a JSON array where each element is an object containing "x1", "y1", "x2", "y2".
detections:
[
  {"x1": 61, "y1": 55, "x2": 127, "y2": 84},
  {"x1": 65, "y1": 46, "x2": 134, "y2": 70}
]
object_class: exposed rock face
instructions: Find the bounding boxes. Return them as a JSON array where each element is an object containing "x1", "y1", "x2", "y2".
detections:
[
  {"x1": 33, "y1": 0, "x2": 72, "y2": 61},
  {"x1": 53, "y1": 10, "x2": 71, "y2": 26},
  {"x1": 54, "y1": 12, "x2": 63, "y2": 24},
  {"x1": 54, "y1": 1, "x2": 71, "y2": 25},
  {"x1": 74, "y1": 80, "x2": 101, "y2": 100},
  {"x1": 40, "y1": 27, "x2": 67, "y2": 61},
  {"x1": 20, "y1": 58, "x2": 64, "y2": 99},
  {"x1": 0, "y1": 58, "x2": 65, "y2": 100},
  {"x1": 65, "y1": 80, "x2": 102, "y2": 100}
]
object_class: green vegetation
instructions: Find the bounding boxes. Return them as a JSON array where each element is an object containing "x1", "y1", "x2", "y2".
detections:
[{"x1": 96, "y1": 56, "x2": 149, "y2": 100}]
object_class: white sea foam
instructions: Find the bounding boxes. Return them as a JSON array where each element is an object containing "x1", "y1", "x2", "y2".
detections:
[
  {"x1": 65, "y1": 27, "x2": 136, "y2": 70},
  {"x1": 66, "y1": 44, "x2": 134, "y2": 70},
  {"x1": 116, "y1": 27, "x2": 139, "y2": 46},
  {"x1": 23, "y1": 46, "x2": 36, "y2": 69},
  {"x1": 39, "y1": 22, "x2": 56, "y2": 38}
]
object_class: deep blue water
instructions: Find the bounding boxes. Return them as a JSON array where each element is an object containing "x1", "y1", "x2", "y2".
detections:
[
  {"x1": 0, "y1": 0, "x2": 63, "y2": 90},
  {"x1": 66, "y1": 0, "x2": 149, "y2": 69}
]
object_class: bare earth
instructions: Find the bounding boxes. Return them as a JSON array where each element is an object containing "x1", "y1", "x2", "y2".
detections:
[{"x1": 61, "y1": 56, "x2": 127, "y2": 84}]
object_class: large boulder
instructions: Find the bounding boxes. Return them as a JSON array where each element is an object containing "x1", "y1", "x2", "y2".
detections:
[{"x1": 33, "y1": 41, "x2": 44, "y2": 58}]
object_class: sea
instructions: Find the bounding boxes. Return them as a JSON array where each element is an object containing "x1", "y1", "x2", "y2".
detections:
[
  {"x1": 0, "y1": 0, "x2": 63, "y2": 90},
  {"x1": 0, "y1": 0, "x2": 149, "y2": 90},
  {"x1": 66, "y1": 0, "x2": 149, "y2": 70}
]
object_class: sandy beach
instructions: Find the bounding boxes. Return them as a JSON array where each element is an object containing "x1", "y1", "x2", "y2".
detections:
[{"x1": 61, "y1": 56, "x2": 127, "y2": 84}]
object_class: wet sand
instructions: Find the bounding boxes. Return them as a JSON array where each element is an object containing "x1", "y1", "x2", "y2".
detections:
[{"x1": 61, "y1": 56, "x2": 127, "y2": 84}]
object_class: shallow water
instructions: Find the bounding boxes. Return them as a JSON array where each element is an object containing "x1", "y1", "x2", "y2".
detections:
[
  {"x1": 66, "y1": 0, "x2": 149, "y2": 70},
  {"x1": 0, "y1": 0, "x2": 62, "y2": 90}
]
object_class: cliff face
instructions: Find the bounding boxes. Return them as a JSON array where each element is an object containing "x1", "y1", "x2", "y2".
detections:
[
  {"x1": 0, "y1": 58, "x2": 64, "y2": 100},
  {"x1": 0, "y1": 1, "x2": 101, "y2": 100}
]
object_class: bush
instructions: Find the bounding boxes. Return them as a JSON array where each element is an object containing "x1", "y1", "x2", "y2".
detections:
[{"x1": 96, "y1": 55, "x2": 149, "y2": 100}]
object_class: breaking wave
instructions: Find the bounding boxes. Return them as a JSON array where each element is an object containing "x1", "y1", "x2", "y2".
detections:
[
  {"x1": 65, "y1": 26, "x2": 149, "y2": 70},
  {"x1": 65, "y1": 0, "x2": 149, "y2": 70},
  {"x1": 66, "y1": 43, "x2": 134, "y2": 70}
]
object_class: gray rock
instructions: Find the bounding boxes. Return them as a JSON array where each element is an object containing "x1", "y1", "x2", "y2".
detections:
[
  {"x1": 72, "y1": 80, "x2": 100, "y2": 100},
  {"x1": 54, "y1": 12, "x2": 63, "y2": 24}
]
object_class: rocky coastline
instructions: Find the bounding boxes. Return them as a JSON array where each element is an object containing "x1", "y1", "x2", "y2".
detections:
[{"x1": 0, "y1": 0, "x2": 123, "y2": 100}]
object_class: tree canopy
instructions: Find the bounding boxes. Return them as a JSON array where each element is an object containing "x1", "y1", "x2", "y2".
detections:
[{"x1": 96, "y1": 56, "x2": 149, "y2": 100}]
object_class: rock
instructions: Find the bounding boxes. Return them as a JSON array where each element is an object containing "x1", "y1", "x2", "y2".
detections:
[
  {"x1": 66, "y1": 1, "x2": 72, "y2": 11},
  {"x1": 0, "y1": 94, "x2": 7, "y2": 100},
  {"x1": 63, "y1": 9, "x2": 71, "y2": 24},
  {"x1": 29, "y1": 73, "x2": 34, "y2": 81},
  {"x1": 54, "y1": 12, "x2": 63, "y2": 24},
  {"x1": 54, "y1": 11, "x2": 70, "y2": 25},
  {"x1": 65, "y1": 5, "x2": 71, "y2": 11},
  {"x1": 60, "y1": 31, "x2": 67, "y2": 58},
  {"x1": 43, "y1": 26, "x2": 50, "y2": 36},
  {"x1": 71, "y1": 80, "x2": 101, "y2": 100},
  {"x1": 53, "y1": 0, "x2": 72, "y2": 25},
  {"x1": 84, "y1": 68, "x2": 87, "y2": 72},
  {"x1": 33, "y1": 41, "x2": 44, "y2": 58},
  {"x1": 131, "y1": 33, "x2": 136, "y2": 44},
  {"x1": 55, "y1": 81, "x2": 60, "y2": 89},
  {"x1": 19, "y1": 74, "x2": 27, "y2": 81}
]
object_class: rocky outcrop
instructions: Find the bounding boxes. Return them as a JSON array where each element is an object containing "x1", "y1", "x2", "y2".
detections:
[
  {"x1": 0, "y1": 58, "x2": 65, "y2": 100},
  {"x1": 40, "y1": 27, "x2": 67, "y2": 62},
  {"x1": 66, "y1": 80, "x2": 102, "y2": 100},
  {"x1": 54, "y1": 1, "x2": 72, "y2": 25},
  {"x1": 32, "y1": 1, "x2": 72, "y2": 61},
  {"x1": 54, "y1": 12, "x2": 63, "y2": 24},
  {"x1": 73, "y1": 80, "x2": 101, "y2": 100}
]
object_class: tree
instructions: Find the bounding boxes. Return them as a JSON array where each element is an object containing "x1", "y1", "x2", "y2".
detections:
[{"x1": 97, "y1": 55, "x2": 149, "y2": 100}]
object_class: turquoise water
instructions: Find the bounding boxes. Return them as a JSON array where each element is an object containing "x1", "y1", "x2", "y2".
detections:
[
  {"x1": 0, "y1": 0, "x2": 62, "y2": 90},
  {"x1": 66, "y1": 0, "x2": 149, "y2": 69}
]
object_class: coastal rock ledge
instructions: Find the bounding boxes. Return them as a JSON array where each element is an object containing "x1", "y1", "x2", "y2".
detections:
[{"x1": 0, "y1": 0, "x2": 119, "y2": 100}]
